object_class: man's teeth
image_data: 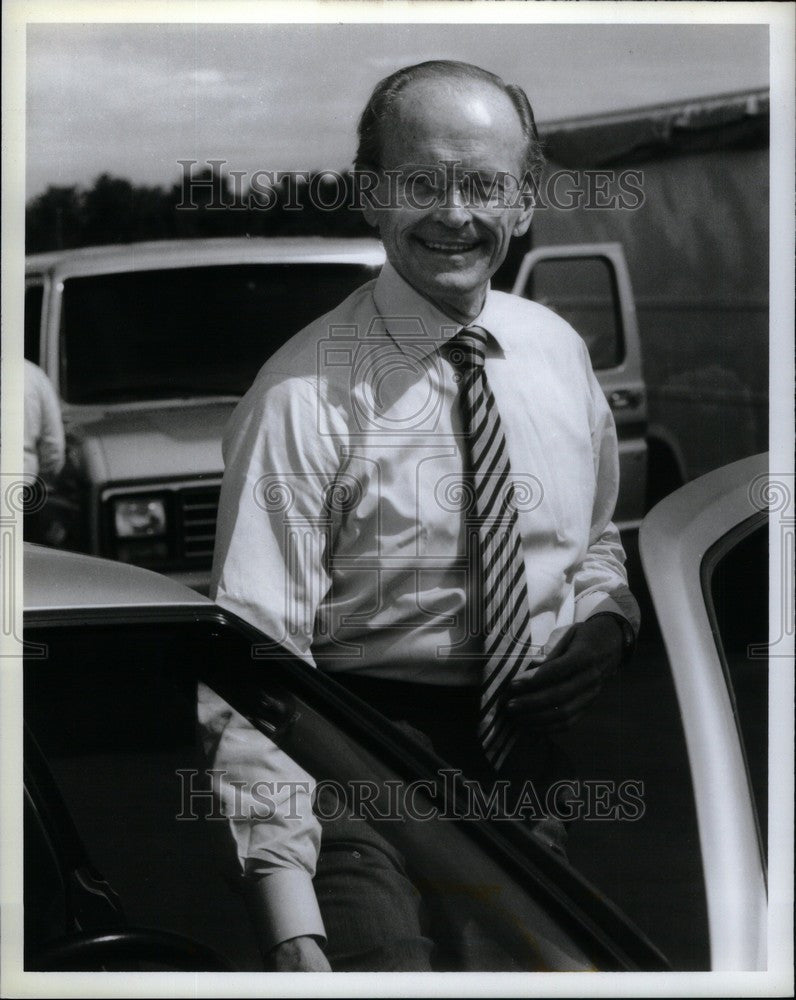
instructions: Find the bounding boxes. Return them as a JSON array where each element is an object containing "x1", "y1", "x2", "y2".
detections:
[{"x1": 423, "y1": 240, "x2": 477, "y2": 251}]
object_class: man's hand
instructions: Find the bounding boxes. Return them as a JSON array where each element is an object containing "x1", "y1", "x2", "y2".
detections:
[
  {"x1": 267, "y1": 935, "x2": 331, "y2": 972},
  {"x1": 505, "y1": 616, "x2": 626, "y2": 732}
]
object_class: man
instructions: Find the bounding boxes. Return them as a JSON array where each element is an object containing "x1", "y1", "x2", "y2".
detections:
[
  {"x1": 22, "y1": 359, "x2": 65, "y2": 542},
  {"x1": 202, "y1": 60, "x2": 639, "y2": 971}
]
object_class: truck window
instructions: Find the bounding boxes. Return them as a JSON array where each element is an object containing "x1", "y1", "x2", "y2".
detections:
[
  {"x1": 25, "y1": 282, "x2": 44, "y2": 363},
  {"x1": 522, "y1": 256, "x2": 623, "y2": 370},
  {"x1": 58, "y1": 263, "x2": 380, "y2": 405}
]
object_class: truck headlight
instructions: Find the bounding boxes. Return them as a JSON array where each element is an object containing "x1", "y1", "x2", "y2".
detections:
[{"x1": 113, "y1": 497, "x2": 167, "y2": 538}]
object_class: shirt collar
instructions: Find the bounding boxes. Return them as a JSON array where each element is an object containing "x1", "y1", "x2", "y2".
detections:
[{"x1": 372, "y1": 260, "x2": 506, "y2": 360}]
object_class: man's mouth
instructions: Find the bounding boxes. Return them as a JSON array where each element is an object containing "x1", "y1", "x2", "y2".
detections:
[{"x1": 416, "y1": 237, "x2": 481, "y2": 254}]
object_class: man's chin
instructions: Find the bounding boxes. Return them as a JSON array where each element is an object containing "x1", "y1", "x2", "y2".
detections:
[
  {"x1": 424, "y1": 271, "x2": 486, "y2": 298},
  {"x1": 415, "y1": 273, "x2": 488, "y2": 320}
]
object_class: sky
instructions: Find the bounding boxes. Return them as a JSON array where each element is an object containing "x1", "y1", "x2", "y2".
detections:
[{"x1": 25, "y1": 20, "x2": 770, "y2": 198}]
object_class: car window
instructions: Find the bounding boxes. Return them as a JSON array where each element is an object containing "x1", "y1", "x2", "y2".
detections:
[
  {"x1": 702, "y1": 514, "x2": 768, "y2": 861},
  {"x1": 519, "y1": 255, "x2": 624, "y2": 370},
  {"x1": 24, "y1": 619, "x2": 262, "y2": 970},
  {"x1": 24, "y1": 614, "x2": 665, "y2": 972},
  {"x1": 58, "y1": 263, "x2": 380, "y2": 404}
]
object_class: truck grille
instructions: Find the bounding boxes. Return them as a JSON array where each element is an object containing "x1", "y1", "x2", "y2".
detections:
[{"x1": 179, "y1": 484, "x2": 221, "y2": 562}]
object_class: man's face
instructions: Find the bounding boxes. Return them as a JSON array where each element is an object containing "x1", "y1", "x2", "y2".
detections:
[{"x1": 363, "y1": 77, "x2": 534, "y2": 323}]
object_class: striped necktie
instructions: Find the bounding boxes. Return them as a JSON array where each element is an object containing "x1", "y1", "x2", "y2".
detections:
[{"x1": 446, "y1": 327, "x2": 536, "y2": 770}]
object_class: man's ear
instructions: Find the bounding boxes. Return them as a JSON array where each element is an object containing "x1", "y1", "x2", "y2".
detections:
[
  {"x1": 362, "y1": 200, "x2": 380, "y2": 229},
  {"x1": 512, "y1": 202, "x2": 534, "y2": 238},
  {"x1": 359, "y1": 169, "x2": 383, "y2": 229}
]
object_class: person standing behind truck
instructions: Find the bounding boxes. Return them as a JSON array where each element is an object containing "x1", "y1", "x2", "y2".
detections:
[
  {"x1": 23, "y1": 359, "x2": 65, "y2": 541},
  {"x1": 24, "y1": 359, "x2": 65, "y2": 481}
]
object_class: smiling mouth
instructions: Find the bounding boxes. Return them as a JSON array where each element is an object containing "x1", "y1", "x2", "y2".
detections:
[{"x1": 416, "y1": 237, "x2": 481, "y2": 254}]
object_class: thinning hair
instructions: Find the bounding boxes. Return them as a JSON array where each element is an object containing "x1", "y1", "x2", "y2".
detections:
[{"x1": 355, "y1": 60, "x2": 544, "y2": 184}]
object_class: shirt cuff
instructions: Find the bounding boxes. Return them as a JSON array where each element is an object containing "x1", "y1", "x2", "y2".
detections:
[
  {"x1": 245, "y1": 868, "x2": 327, "y2": 952},
  {"x1": 574, "y1": 590, "x2": 640, "y2": 635}
]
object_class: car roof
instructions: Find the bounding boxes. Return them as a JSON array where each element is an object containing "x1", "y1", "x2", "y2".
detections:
[
  {"x1": 25, "y1": 236, "x2": 386, "y2": 279},
  {"x1": 24, "y1": 544, "x2": 213, "y2": 612}
]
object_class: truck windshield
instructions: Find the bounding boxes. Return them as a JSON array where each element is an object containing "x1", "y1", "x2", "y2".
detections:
[{"x1": 60, "y1": 263, "x2": 380, "y2": 404}]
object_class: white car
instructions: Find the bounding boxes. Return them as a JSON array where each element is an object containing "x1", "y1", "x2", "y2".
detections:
[
  {"x1": 640, "y1": 451, "x2": 771, "y2": 970},
  {"x1": 19, "y1": 452, "x2": 775, "y2": 973}
]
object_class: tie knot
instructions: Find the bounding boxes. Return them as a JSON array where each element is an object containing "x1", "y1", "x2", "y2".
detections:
[{"x1": 445, "y1": 327, "x2": 487, "y2": 370}]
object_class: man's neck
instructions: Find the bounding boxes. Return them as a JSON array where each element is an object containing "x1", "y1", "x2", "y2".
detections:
[{"x1": 390, "y1": 266, "x2": 487, "y2": 327}]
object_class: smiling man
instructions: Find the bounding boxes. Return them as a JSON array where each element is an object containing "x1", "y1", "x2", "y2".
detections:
[
  {"x1": 358, "y1": 73, "x2": 534, "y2": 321},
  {"x1": 205, "y1": 60, "x2": 639, "y2": 971}
]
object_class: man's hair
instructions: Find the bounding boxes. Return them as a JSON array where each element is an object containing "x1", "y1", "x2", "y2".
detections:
[{"x1": 355, "y1": 60, "x2": 544, "y2": 184}]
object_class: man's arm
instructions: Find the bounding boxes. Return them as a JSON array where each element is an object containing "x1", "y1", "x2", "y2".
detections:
[
  {"x1": 202, "y1": 373, "x2": 346, "y2": 966},
  {"x1": 212, "y1": 373, "x2": 344, "y2": 660},
  {"x1": 508, "y1": 341, "x2": 639, "y2": 730},
  {"x1": 197, "y1": 683, "x2": 329, "y2": 969},
  {"x1": 570, "y1": 339, "x2": 640, "y2": 635}
]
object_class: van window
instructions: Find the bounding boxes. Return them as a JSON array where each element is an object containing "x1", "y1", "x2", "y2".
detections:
[{"x1": 524, "y1": 256, "x2": 623, "y2": 370}]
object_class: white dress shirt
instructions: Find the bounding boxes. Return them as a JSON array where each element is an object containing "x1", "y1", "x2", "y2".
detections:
[{"x1": 202, "y1": 261, "x2": 640, "y2": 949}]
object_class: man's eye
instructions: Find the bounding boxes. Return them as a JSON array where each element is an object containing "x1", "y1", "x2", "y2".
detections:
[
  {"x1": 467, "y1": 175, "x2": 518, "y2": 208},
  {"x1": 406, "y1": 176, "x2": 441, "y2": 200}
]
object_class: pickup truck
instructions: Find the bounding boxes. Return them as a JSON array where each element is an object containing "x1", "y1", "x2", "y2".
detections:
[{"x1": 24, "y1": 236, "x2": 647, "y2": 591}]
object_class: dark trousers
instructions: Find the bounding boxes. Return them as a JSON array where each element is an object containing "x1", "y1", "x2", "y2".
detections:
[{"x1": 313, "y1": 675, "x2": 574, "y2": 971}]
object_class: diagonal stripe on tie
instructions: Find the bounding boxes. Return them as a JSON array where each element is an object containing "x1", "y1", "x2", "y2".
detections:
[{"x1": 444, "y1": 326, "x2": 536, "y2": 770}]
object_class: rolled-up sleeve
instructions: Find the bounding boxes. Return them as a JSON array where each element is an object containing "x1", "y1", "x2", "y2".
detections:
[{"x1": 197, "y1": 682, "x2": 326, "y2": 950}]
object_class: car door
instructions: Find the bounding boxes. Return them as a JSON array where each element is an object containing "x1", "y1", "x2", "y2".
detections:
[
  {"x1": 512, "y1": 242, "x2": 647, "y2": 531},
  {"x1": 23, "y1": 606, "x2": 668, "y2": 973},
  {"x1": 640, "y1": 452, "x2": 770, "y2": 970}
]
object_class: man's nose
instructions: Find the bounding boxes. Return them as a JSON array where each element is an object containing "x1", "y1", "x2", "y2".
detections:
[{"x1": 431, "y1": 185, "x2": 473, "y2": 227}]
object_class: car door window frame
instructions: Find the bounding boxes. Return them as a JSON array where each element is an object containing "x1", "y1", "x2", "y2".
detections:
[{"x1": 700, "y1": 509, "x2": 768, "y2": 876}]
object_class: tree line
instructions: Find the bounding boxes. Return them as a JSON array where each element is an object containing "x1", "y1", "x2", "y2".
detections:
[{"x1": 26, "y1": 167, "x2": 371, "y2": 253}]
